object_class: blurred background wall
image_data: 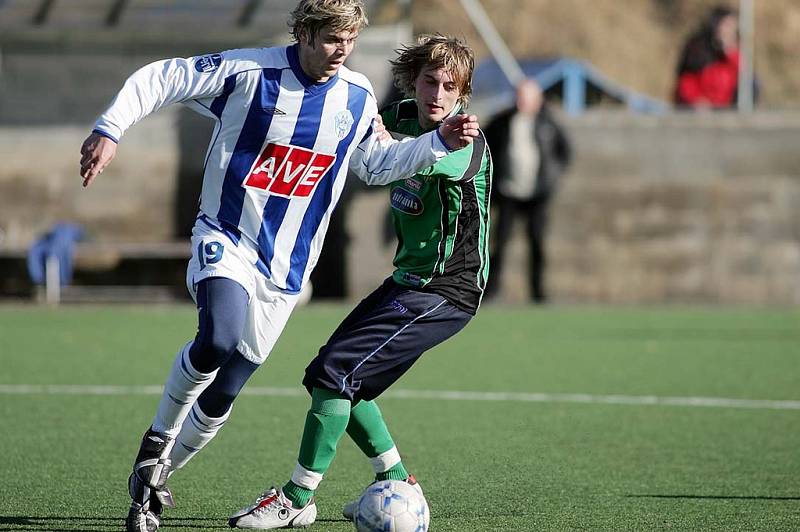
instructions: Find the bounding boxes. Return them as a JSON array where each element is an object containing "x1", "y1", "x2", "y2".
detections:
[
  {"x1": 0, "y1": 0, "x2": 798, "y2": 304},
  {"x1": 410, "y1": 0, "x2": 800, "y2": 107}
]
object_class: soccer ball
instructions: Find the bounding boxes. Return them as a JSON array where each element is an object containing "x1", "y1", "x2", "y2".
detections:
[{"x1": 354, "y1": 479, "x2": 430, "y2": 532}]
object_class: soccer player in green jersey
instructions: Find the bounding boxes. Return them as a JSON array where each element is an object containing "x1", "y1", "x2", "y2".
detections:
[{"x1": 230, "y1": 34, "x2": 492, "y2": 529}]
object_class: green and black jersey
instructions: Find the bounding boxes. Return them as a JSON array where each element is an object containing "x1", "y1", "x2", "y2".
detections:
[{"x1": 381, "y1": 99, "x2": 493, "y2": 315}]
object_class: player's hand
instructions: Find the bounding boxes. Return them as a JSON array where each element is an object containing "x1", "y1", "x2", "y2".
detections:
[
  {"x1": 438, "y1": 114, "x2": 480, "y2": 150},
  {"x1": 79, "y1": 132, "x2": 118, "y2": 187},
  {"x1": 373, "y1": 115, "x2": 391, "y2": 141}
]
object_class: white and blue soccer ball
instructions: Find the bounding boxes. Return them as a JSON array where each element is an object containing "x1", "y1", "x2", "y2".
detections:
[{"x1": 354, "y1": 479, "x2": 430, "y2": 532}]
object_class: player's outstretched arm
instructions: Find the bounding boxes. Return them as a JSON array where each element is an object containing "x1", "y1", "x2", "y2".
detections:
[
  {"x1": 351, "y1": 114, "x2": 482, "y2": 186},
  {"x1": 79, "y1": 132, "x2": 118, "y2": 187}
]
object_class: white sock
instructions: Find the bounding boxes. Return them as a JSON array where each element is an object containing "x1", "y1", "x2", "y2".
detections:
[
  {"x1": 170, "y1": 402, "x2": 231, "y2": 470},
  {"x1": 370, "y1": 446, "x2": 402, "y2": 474},
  {"x1": 291, "y1": 463, "x2": 324, "y2": 490},
  {"x1": 151, "y1": 341, "x2": 217, "y2": 438}
]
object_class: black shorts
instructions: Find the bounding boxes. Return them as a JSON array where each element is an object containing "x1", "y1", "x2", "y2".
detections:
[{"x1": 303, "y1": 278, "x2": 472, "y2": 401}]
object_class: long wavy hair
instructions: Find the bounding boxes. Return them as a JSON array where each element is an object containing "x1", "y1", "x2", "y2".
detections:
[{"x1": 390, "y1": 34, "x2": 475, "y2": 105}]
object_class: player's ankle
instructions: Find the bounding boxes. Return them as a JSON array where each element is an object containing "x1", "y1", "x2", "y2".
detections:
[
  {"x1": 282, "y1": 481, "x2": 314, "y2": 508},
  {"x1": 375, "y1": 461, "x2": 408, "y2": 482}
]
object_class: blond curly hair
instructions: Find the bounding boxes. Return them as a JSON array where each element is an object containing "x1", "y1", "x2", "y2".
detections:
[{"x1": 289, "y1": 0, "x2": 368, "y2": 45}]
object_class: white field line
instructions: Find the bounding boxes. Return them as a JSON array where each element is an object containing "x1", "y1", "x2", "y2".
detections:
[{"x1": 0, "y1": 384, "x2": 799, "y2": 411}]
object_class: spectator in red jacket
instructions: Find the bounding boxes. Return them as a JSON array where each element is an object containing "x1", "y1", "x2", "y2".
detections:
[{"x1": 674, "y1": 5, "x2": 741, "y2": 109}]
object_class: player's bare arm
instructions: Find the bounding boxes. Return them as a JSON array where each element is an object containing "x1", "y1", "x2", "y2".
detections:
[{"x1": 79, "y1": 132, "x2": 118, "y2": 187}]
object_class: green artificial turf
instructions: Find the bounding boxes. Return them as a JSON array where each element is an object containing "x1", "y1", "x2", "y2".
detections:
[{"x1": 0, "y1": 305, "x2": 798, "y2": 531}]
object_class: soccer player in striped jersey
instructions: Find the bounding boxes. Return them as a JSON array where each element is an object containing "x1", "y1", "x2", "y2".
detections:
[
  {"x1": 230, "y1": 34, "x2": 491, "y2": 529},
  {"x1": 78, "y1": 1, "x2": 481, "y2": 530}
]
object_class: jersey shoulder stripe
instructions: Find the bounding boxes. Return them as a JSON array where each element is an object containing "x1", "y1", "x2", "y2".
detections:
[
  {"x1": 337, "y1": 65, "x2": 376, "y2": 100},
  {"x1": 216, "y1": 46, "x2": 292, "y2": 71}
]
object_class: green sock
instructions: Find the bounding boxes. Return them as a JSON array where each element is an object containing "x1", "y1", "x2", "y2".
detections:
[
  {"x1": 376, "y1": 461, "x2": 409, "y2": 481},
  {"x1": 346, "y1": 400, "x2": 395, "y2": 457},
  {"x1": 283, "y1": 388, "x2": 350, "y2": 508},
  {"x1": 282, "y1": 481, "x2": 314, "y2": 508},
  {"x1": 346, "y1": 400, "x2": 408, "y2": 481}
]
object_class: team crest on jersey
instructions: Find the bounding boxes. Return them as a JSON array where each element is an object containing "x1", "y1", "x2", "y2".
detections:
[
  {"x1": 391, "y1": 187, "x2": 424, "y2": 215},
  {"x1": 334, "y1": 110, "x2": 354, "y2": 140},
  {"x1": 243, "y1": 142, "x2": 336, "y2": 198},
  {"x1": 195, "y1": 54, "x2": 222, "y2": 73}
]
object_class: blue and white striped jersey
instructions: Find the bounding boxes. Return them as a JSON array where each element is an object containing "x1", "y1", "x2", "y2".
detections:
[{"x1": 94, "y1": 44, "x2": 450, "y2": 293}]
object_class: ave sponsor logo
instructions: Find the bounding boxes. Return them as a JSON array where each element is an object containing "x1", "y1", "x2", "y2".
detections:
[
  {"x1": 195, "y1": 54, "x2": 222, "y2": 73},
  {"x1": 390, "y1": 187, "x2": 424, "y2": 215},
  {"x1": 243, "y1": 142, "x2": 336, "y2": 198}
]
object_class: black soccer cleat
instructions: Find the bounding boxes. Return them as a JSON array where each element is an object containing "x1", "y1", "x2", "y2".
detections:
[
  {"x1": 126, "y1": 502, "x2": 161, "y2": 532},
  {"x1": 132, "y1": 427, "x2": 175, "y2": 492},
  {"x1": 129, "y1": 472, "x2": 176, "y2": 512},
  {"x1": 126, "y1": 428, "x2": 176, "y2": 532}
]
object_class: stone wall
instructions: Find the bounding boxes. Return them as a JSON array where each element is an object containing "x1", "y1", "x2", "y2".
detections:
[
  {"x1": 0, "y1": 113, "x2": 179, "y2": 246},
  {"x1": 532, "y1": 111, "x2": 800, "y2": 305},
  {"x1": 1, "y1": 107, "x2": 799, "y2": 304}
]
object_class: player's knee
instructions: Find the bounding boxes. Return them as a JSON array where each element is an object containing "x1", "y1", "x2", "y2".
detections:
[
  {"x1": 208, "y1": 329, "x2": 240, "y2": 359},
  {"x1": 197, "y1": 356, "x2": 258, "y2": 417},
  {"x1": 197, "y1": 388, "x2": 236, "y2": 419},
  {"x1": 190, "y1": 330, "x2": 240, "y2": 372}
]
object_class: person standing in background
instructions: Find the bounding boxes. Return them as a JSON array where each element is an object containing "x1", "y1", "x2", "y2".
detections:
[
  {"x1": 674, "y1": 5, "x2": 743, "y2": 109},
  {"x1": 483, "y1": 78, "x2": 571, "y2": 303}
]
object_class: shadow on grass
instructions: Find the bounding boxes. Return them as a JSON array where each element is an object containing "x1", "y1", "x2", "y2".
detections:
[
  {"x1": 627, "y1": 494, "x2": 800, "y2": 501},
  {"x1": 0, "y1": 515, "x2": 120, "y2": 532},
  {"x1": 0, "y1": 515, "x2": 352, "y2": 530},
  {"x1": 0, "y1": 515, "x2": 227, "y2": 531}
]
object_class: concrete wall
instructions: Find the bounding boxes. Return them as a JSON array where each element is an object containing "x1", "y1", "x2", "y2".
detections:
[
  {"x1": 2, "y1": 106, "x2": 799, "y2": 304},
  {"x1": 0, "y1": 113, "x2": 179, "y2": 246},
  {"x1": 537, "y1": 111, "x2": 800, "y2": 305}
]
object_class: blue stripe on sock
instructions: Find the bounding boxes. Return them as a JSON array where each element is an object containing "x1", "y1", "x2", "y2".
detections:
[
  {"x1": 167, "y1": 393, "x2": 190, "y2": 406},
  {"x1": 180, "y1": 442, "x2": 201, "y2": 453}
]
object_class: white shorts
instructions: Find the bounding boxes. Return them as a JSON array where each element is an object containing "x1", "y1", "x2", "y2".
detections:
[{"x1": 186, "y1": 218, "x2": 300, "y2": 365}]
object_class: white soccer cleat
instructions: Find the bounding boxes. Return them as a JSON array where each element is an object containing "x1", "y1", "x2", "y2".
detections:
[
  {"x1": 342, "y1": 474, "x2": 424, "y2": 521},
  {"x1": 229, "y1": 487, "x2": 317, "y2": 529}
]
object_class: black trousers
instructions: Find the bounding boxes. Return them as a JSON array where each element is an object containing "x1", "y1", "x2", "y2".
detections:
[
  {"x1": 303, "y1": 278, "x2": 472, "y2": 401},
  {"x1": 486, "y1": 194, "x2": 550, "y2": 302}
]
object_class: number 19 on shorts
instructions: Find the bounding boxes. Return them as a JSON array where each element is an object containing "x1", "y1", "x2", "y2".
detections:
[{"x1": 198, "y1": 241, "x2": 224, "y2": 269}]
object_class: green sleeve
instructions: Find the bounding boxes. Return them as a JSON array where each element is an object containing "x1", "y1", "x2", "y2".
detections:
[{"x1": 417, "y1": 143, "x2": 474, "y2": 180}]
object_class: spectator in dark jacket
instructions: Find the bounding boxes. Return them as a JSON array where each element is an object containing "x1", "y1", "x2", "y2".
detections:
[
  {"x1": 483, "y1": 78, "x2": 571, "y2": 303},
  {"x1": 674, "y1": 5, "x2": 741, "y2": 109}
]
